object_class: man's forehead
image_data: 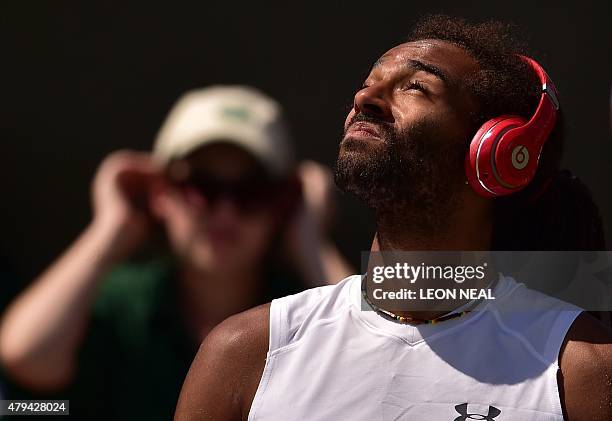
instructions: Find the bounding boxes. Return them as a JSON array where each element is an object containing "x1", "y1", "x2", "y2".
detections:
[{"x1": 373, "y1": 39, "x2": 478, "y2": 79}]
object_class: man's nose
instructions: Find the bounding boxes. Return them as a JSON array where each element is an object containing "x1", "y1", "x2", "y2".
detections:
[
  {"x1": 209, "y1": 196, "x2": 242, "y2": 222},
  {"x1": 353, "y1": 84, "x2": 393, "y2": 121}
]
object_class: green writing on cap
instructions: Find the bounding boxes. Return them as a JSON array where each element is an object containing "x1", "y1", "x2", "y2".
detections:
[{"x1": 221, "y1": 106, "x2": 250, "y2": 122}]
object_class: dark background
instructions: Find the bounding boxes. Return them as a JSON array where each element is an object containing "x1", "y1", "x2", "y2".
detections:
[{"x1": 1, "y1": 1, "x2": 610, "y2": 284}]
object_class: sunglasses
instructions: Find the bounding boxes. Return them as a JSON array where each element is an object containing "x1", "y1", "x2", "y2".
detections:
[{"x1": 176, "y1": 172, "x2": 284, "y2": 213}]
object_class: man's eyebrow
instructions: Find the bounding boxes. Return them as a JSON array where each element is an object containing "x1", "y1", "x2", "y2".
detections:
[
  {"x1": 368, "y1": 58, "x2": 385, "y2": 74},
  {"x1": 406, "y1": 59, "x2": 449, "y2": 84}
]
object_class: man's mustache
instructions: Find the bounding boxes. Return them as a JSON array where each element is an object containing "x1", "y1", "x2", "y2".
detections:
[{"x1": 345, "y1": 113, "x2": 395, "y2": 141}]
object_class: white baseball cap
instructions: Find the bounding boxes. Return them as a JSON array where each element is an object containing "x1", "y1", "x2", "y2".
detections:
[{"x1": 153, "y1": 85, "x2": 294, "y2": 177}]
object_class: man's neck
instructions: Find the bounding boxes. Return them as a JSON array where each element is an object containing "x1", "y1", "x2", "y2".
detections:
[
  {"x1": 370, "y1": 200, "x2": 493, "y2": 322},
  {"x1": 374, "y1": 221, "x2": 491, "y2": 251},
  {"x1": 374, "y1": 194, "x2": 493, "y2": 251}
]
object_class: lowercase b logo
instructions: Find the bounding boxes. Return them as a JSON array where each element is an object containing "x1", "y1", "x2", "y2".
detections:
[{"x1": 454, "y1": 403, "x2": 501, "y2": 420}]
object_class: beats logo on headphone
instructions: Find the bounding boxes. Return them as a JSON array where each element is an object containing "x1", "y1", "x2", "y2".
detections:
[{"x1": 465, "y1": 55, "x2": 560, "y2": 197}]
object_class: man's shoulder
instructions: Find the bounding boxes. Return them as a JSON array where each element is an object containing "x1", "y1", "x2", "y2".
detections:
[
  {"x1": 271, "y1": 275, "x2": 358, "y2": 345},
  {"x1": 205, "y1": 303, "x2": 271, "y2": 355},
  {"x1": 272, "y1": 275, "x2": 359, "y2": 311},
  {"x1": 559, "y1": 312, "x2": 612, "y2": 420},
  {"x1": 204, "y1": 274, "x2": 357, "y2": 351},
  {"x1": 174, "y1": 304, "x2": 271, "y2": 421}
]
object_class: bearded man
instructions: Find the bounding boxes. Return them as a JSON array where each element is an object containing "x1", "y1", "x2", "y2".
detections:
[{"x1": 174, "y1": 16, "x2": 612, "y2": 421}]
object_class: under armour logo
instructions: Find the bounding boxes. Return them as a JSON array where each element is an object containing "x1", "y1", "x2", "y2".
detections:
[{"x1": 454, "y1": 403, "x2": 501, "y2": 420}]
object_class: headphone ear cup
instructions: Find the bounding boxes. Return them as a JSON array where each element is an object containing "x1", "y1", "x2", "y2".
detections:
[{"x1": 465, "y1": 115, "x2": 528, "y2": 197}]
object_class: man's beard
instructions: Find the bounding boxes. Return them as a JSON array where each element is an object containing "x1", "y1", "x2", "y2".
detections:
[{"x1": 334, "y1": 113, "x2": 466, "y2": 235}]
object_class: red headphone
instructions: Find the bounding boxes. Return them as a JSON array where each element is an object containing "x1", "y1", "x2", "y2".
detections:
[{"x1": 465, "y1": 55, "x2": 560, "y2": 197}]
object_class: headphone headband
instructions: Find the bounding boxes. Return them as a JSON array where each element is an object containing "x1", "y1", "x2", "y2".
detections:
[
  {"x1": 518, "y1": 55, "x2": 559, "y2": 109},
  {"x1": 517, "y1": 55, "x2": 559, "y2": 142}
]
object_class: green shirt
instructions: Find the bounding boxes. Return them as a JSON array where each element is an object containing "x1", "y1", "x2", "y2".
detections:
[
  {"x1": 69, "y1": 259, "x2": 196, "y2": 420},
  {"x1": 2, "y1": 257, "x2": 303, "y2": 420}
]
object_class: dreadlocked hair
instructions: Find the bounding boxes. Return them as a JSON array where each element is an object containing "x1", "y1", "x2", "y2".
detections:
[{"x1": 407, "y1": 15, "x2": 606, "y2": 252}]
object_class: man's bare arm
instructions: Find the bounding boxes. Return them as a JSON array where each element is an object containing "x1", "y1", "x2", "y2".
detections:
[
  {"x1": 560, "y1": 312, "x2": 612, "y2": 421},
  {"x1": 174, "y1": 304, "x2": 270, "y2": 421}
]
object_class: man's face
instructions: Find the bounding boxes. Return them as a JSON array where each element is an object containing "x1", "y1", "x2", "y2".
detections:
[
  {"x1": 152, "y1": 144, "x2": 282, "y2": 273},
  {"x1": 335, "y1": 39, "x2": 480, "y2": 229}
]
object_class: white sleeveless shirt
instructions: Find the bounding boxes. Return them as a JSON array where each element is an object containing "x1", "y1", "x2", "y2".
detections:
[{"x1": 248, "y1": 274, "x2": 581, "y2": 420}]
